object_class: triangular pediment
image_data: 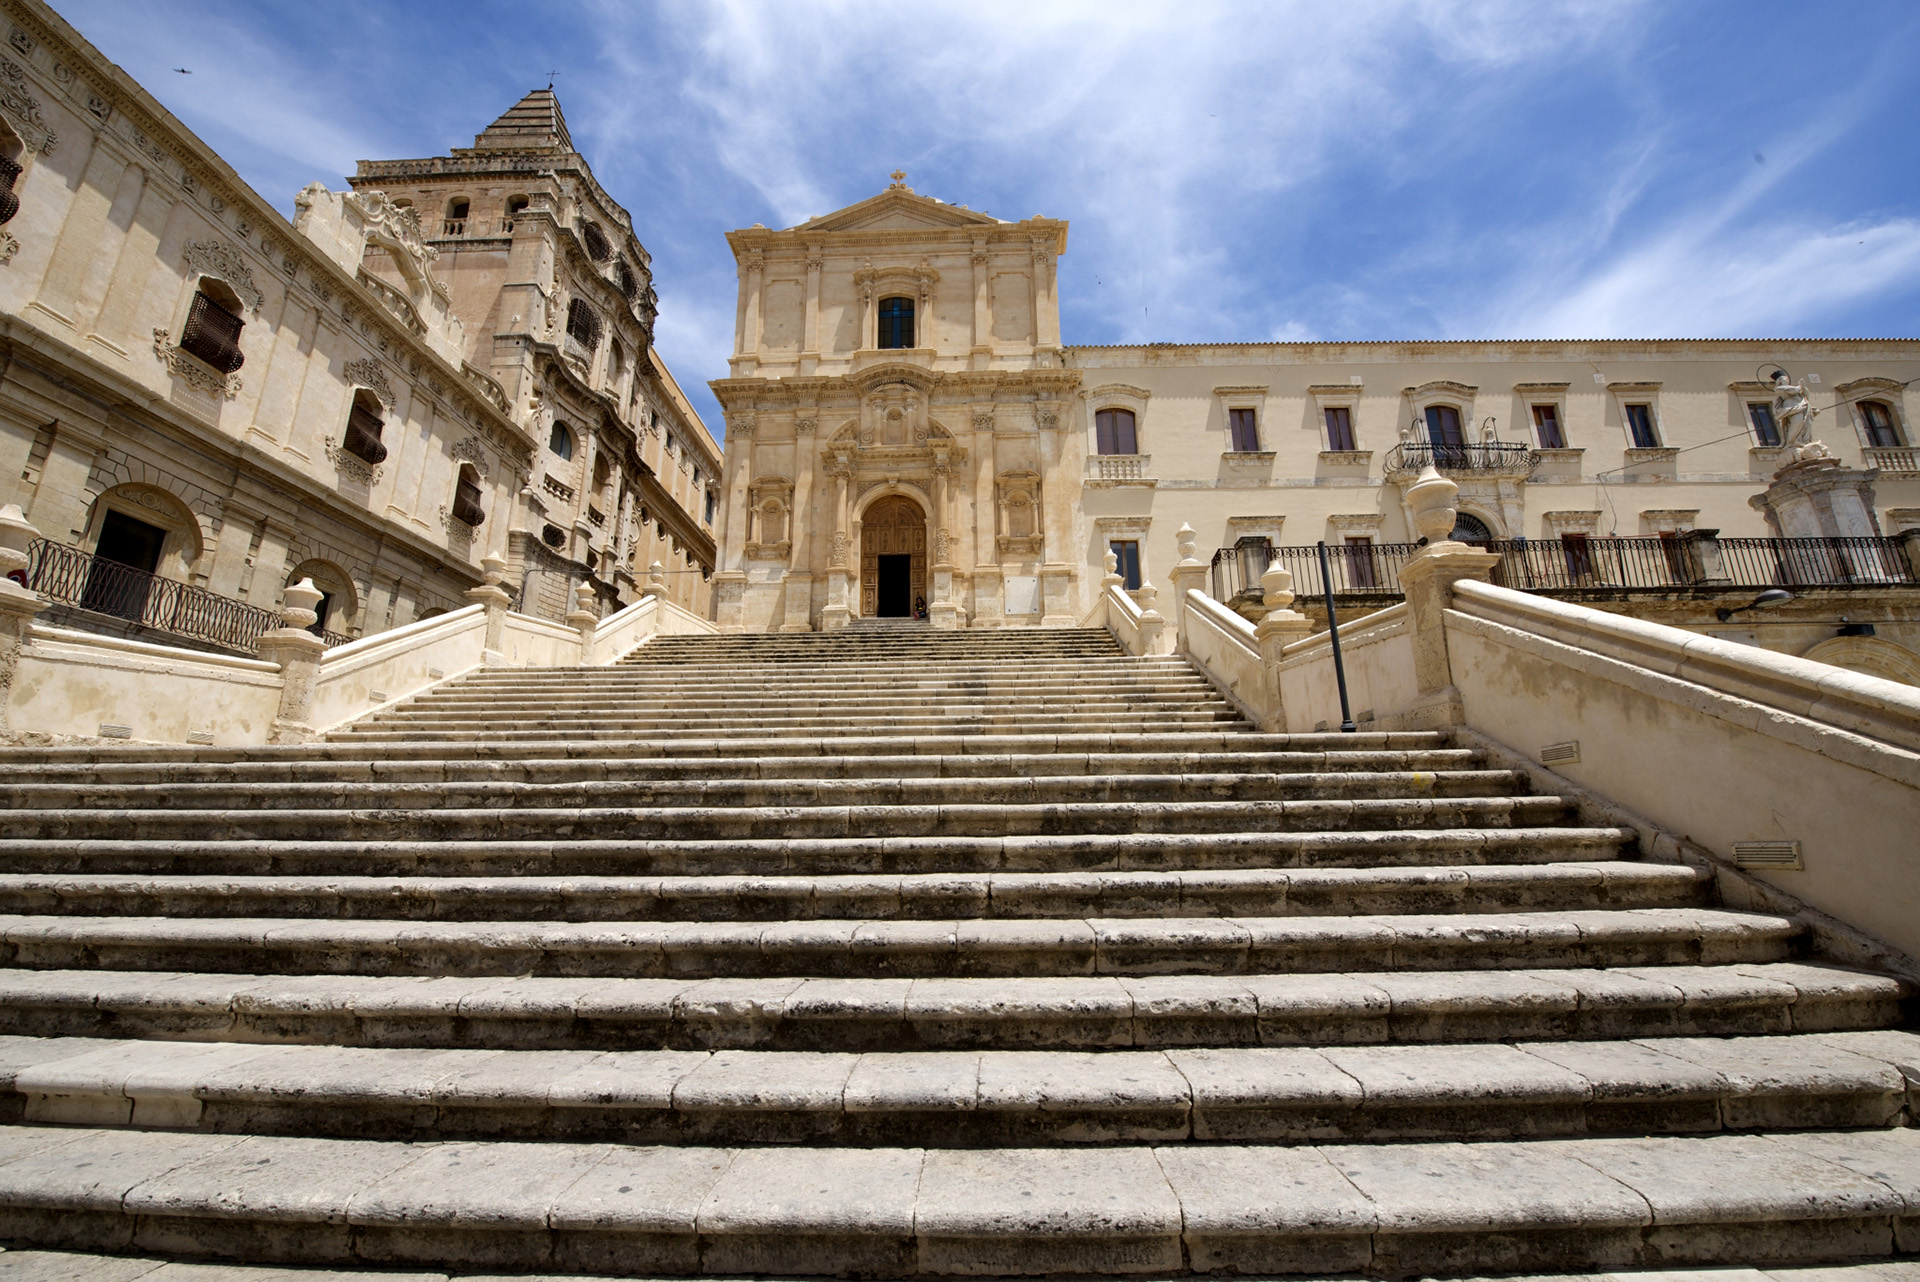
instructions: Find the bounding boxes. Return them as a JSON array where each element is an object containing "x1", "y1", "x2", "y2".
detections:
[{"x1": 795, "y1": 184, "x2": 1001, "y2": 233}]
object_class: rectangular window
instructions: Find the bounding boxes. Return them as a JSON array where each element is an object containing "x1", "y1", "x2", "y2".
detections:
[
  {"x1": 1324, "y1": 406, "x2": 1356, "y2": 451},
  {"x1": 1228, "y1": 407, "x2": 1260, "y2": 452},
  {"x1": 1095, "y1": 408, "x2": 1138, "y2": 455},
  {"x1": 1344, "y1": 536, "x2": 1376, "y2": 589},
  {"x1": 1861, "y1": 401, "x2": 1901, "y2": 447},
  {"x1": 1747, "y1": 402, "x2": 1780, "y2": 447},
  {"x1": 1424, "y1": 404, "x2": 1465, "y2": 446},
  {"x1": 1561, "y1": 532, "x2": 1593, "y2": 580},
  {"x1": 1625, "y1": 403, "x2": 1658, "y2": 447},
  {"x1": 1659, "y1": 530, "x2": 1691, "y2": 582},
  {"x1": 1531, "y1": 404, "x2": 1565, "y2": 449},
  {"x1": 1110, "y1": 540, "x2": 1142, "y2": 591}
]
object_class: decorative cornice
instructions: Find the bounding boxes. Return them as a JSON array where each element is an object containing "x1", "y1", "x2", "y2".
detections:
[
  {"x1": 0, "y1": 57, "x2": 53, "y2": 154},
  {"x1": 182, "y1": 240, "x2": 262, "y2": 313},
  {"x1": 343, "y1": 357, "x2": 395, "y2": 407}
]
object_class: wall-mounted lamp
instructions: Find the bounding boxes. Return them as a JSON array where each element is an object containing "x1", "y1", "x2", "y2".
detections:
[{"x1": 1715, "y1": 588, "x2": 1795, "y2": 623}]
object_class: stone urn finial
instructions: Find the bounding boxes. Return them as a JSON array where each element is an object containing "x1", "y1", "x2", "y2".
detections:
[
  {"x1": 1260, "y1": 558, "x2": 1296, "y2": 611},
  {"x1": 0, "y1": 504, "x2": 38, "y2": 585},
  {"x1": 1176, "y1": 522, "x2": 1199, "y2": 565},
  {"x1": 1405, "y1": 464, "x2": 1460, "y2": 545},
  {"x1": 1102, "y1": 548, "x2": 1122, "y2": 589},
  {"x1": 644, "y1": 560, "x2": 668, "y2": 598},
  {"x1": 280, "y1": 578, "x2": 323, "y2": 630},
  {"x1": 481, "y1": 552, "x2": 509, "y2": 588}
]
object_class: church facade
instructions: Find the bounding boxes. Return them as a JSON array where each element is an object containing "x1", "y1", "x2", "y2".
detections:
[{"x1": 712, "y1": 178, "x2": 1920, "y2": 645}]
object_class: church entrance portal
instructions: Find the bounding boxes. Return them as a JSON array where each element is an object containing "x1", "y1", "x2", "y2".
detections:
[{"x1": 860, "y1": 495, "x2": 926, "y2": 618}]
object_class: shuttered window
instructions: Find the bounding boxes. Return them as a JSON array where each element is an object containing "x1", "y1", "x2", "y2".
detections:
[
  {"x1": 178, "y1": 291, "x2": 245, "y2": 374},
  {"x1": 1095, "y1": 408, "x2": 1137, "y2": 455}
]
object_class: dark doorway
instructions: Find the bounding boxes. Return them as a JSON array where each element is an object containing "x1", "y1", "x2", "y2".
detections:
[
  {"x1": 83, "y1": 509, "x2": 166, "y2": 621},
  {"x1": 877, "y1": 554, "x2": 912, "y2": 617}
]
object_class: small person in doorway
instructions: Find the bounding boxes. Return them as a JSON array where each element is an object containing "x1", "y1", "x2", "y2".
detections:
[{"x1": 912, "y1": 595, "x2": 927, "y2": 620}]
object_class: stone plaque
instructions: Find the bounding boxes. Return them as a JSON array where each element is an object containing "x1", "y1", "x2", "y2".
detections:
[{"x1": 1005, "y1": 574, "x2": 1041, "y2": 615}]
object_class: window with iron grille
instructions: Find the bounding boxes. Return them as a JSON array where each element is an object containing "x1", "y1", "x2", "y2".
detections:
[
  {"x1": 1324, "y1": 406, "x2": 1356, "y2": 451},
  {"x1": 1624, "y1": 403, "x2": 1659, "y2": 447},
  {"x1": 614, "y1": 258, "x2": 639, "y2": 303},
  {"x1": 1095, "y1": 408, "x2": 1137, "y2": 455},
  {"x1": 178, "y1": 290, "x2": 245, "y2": 374},
  {"x1": 877, "y1": 296, "x2": 914, "y2": 349},
  {"x1": 1861, "y1": 400, "x2": 1902, "y2": 447},
  {"x1": 452, "y1": 469, "x2": 486, "y2": 527},
  {"x1": 1531, "y1": 403, "x2": 1566, "y2": 448},
  {"x1": 0, "y1": 155, "x2": 20, "y2": 226},
  {"x1": 1747, "y1": 402, "x2": 1780, "y2": 447},
  {"x1": 1110, "y1": 540, "x2": 1142, "y2": 591},
  {"x1": 566, "y1": 298, "x2": 602, "y2": 349},
  {"x1": 580, "y1": 221, "x2": 611, "y2": 263},
  {"x1": 1228, "y1": 407, "x2": 1261, "y2": 452},
  {"x1": 342, "y1": 392, "x2": 388, "y2": 465}
]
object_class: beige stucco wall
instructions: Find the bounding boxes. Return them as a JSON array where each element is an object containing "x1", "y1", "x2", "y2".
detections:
[{"x1": 8, "y1": 624, "x2": 282, "y2": 744}]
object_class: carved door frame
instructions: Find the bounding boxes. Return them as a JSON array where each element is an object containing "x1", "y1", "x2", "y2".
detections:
[{"x1": 858, "y1": 494, "x2": 928, "y2": 617}]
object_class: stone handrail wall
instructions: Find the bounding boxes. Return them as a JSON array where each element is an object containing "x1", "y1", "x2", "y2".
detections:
[
  {"x1": 307, "y1": 604, "x2": 489, "y2": 733},
  {"x1": 587, "y1": 593, "x2": 719, "y2": 666},
  {"x1": 9, "y1": 622, "x2": 284, "y2": 745},
  {"x1": 1179, "y1": 588, "x2": 1275, "y2": 727},
  {"x1": 1082, "y1": 581, "x2": 1167, "y2": 656},
  {"x1": 1450, "y1": 578, "x2": 1920, "y2": 755},
  {"x1": 502, "y1": 612, "x2": 586, "y2": 668},
  {"x1": 1275, "y1": 602, "x2": 1416, "y2": 732}
]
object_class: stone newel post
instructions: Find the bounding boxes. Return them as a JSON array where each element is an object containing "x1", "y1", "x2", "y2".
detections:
[
  {"x1": 256, "y1": 578, "x2": 328, "y2": 745},
  {"x1": 1134, "y1": 581, "x2": 1168, "y2": 655},
  {"x1": 1167, "y1": 523, "x2": 1208, "y2": 652},
  {"x1": 0, "y1": 504, "x2": 48, "y2": 741},
  {"x1": 567, "y1": 580, "x2": 599, "y2": 665},
  {"x1": 464, "y1": 553, "x2": 513, "y2": 667},
  {"x1": 643, "y1": 560, "x2": 668, "y2": 600},
  {"x1": 1395, "y1": 465, "x2": 1499, "y2": 728},
  {"x1": 1253, "y1": 558, "x2": 1314, "y2": 732}
]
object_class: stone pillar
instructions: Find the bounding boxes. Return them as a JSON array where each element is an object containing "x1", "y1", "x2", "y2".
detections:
[
  {"x1": 738, "y1": 249, "x2": 764, "y2": 372},
  {"x1": 1395, "y1": 466, "x2": 1499, "y2": 729},
  {"x1": 822, "y1": 461, "x2": 852, "y2": 632},
  {"x1": 801, "y1": 248, "x2": 823, "y2": 371},
  {"x1": 1679, "y1": 528, "x2": 1730, "y2": 585},
  {"x1": 970, "y1": 242, "x2": 992, "y2": 369},
  {"x1": 0, "y1": 505, "x2": 49, "y2": 742},
  {"x1": 255, "y1": 578, "x2": 328, "y2": 745},
  {"x1": 1253, "y1": 559, "x2": 1315, "y2": 733},
  {"x1": 643, "y1": 561, "x2": 668, "y2": 600},
  {"x1": 1167, "y1": 523, "x2": 1208, "y2": 651},
  {"x1": 566, "y1": 579, "x2": 599, "y2": 664},
  {"x1": 1900, "y1": 529, "x2": 1920, "y2": 581},
  {"x1": 1750, "y1": 457, "x2": 1881, "y2": 538},
  {"x1": 1134, "y1": 581, "x2": 1168, "y2": 656},
  {"x1": 928, "y1": 453, "x2": 957, "y2": 629},
  {"x1": 782, "y1": 416, "x2": 817, "y2": 633},
  {"x1": 23, "y1": 419, "x2": 107, "y2": 545},
  {"x1": 713, "y1": 415, "x2": 754, "y2": 631},
  {"x1": 464, "y1": 552, "x2": 512, "y2": 667}
]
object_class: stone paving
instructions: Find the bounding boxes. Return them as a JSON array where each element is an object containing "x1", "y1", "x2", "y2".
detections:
[{"x1": 0, "y1": 627, "x2": 1911, "y2": 1276}]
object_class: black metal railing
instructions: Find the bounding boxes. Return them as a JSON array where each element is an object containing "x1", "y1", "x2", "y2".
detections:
[
  {"x1": 1385, "y1": 442, "x2": 1535, "y2": 473},
  {"x1": 24, "y1": 540, "x2": 353, "y2": 653},
  {"x1": 1213, "y1": 534, "x2": 1917, "y2": 604}
]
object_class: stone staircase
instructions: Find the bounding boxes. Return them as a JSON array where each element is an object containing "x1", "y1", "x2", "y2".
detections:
[{"x1": 0, "y1": 625, "x2": 1911, "y2": 1277}]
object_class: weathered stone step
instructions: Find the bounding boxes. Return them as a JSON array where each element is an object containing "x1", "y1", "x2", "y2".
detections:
[
  {"x1": 0, "y1": 826, "x2": 1634, "y2": 877},
  {"x1": 0, "y1": 747, "x2": 1490, "y2": 786},
  {"x1": 435, "y1": 666, "x2": 1210, "y2": 686},
  {"x1": 0, "y1": 796, "x2": 1578, "y2": 841},
  {"x1": 0, "y1": 728, "x2": 1443, "y2": 766},
  {"x1": 0, "y1": 1123, "x2": 1915, "y2": 1276},
  {"x1": 6, "y1": 1030, "x2": 1913, "y2": 1146},
  {"x1": 385, "y1": 692, "x2": 1228, "y2": 716},
  {"x1": 0, "y1": 862, "x2": 1708, "y2": 922},
  {"x1": 0, "y1": 908, "x2": 1801, "y2": 980},
  {"x1": 0, "y1": 961, "x2": 1892, "y2": 1049},
  {"x1": 0, "y1": 770, "x2": 1529, "y2": 812},
  {"x1": 341, "y1": 708, "x2": 1247, "y2": 733}
]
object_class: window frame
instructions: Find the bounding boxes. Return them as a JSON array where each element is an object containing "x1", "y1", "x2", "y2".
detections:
[
  {"x1": 341, "y1": 388, "x2": 388, "y2": 465},
  {"x1": 1746, "y1": 401, "x2": 1781, "y2": 448},
  {"x1": 1109, "y1": 539, "x2": 1142, "y2": 591},
  {"x1": 1530, "y1": 403, "x2": 1566, "y2": 449},
  {"x1": 876, "y1": 295, "x2": 915, "y2": 350},
  {"x1": 1324, "y1": 406, "x2": 1357, "y2": 452},
  {"x1": 1859, "y1": 399, "x2": 1903, "y2": 448},
  {"x1": 547, "y1": 422, "x2": 575, "y2": 461},
  {"x1": 1227, "y1": 407, "x2": 1261, "y2": 453},
  {"x1": 1624, "y1": 402, "x2": 1659, "y2": 448},
  {"x1": 1094, "y1": 407, "x2": 1139, "y2": 456}
]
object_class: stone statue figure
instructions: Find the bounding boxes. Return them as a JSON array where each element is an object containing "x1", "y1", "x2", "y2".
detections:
[
  {"x1": 1772, "y1": 369, "x2": 1834, "y2": 463},
  {"x1": 1399, "y1": 418, "x2": 1417, "y2": 446},
  {"x1": 1478, "y1": 416, "x2": 1499, "y2": 445}
]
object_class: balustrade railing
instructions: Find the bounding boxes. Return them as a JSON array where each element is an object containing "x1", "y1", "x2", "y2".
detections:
[
  {"x1": 1212, "y1": 534, "x2": 1918, "y2": 604},
  {"x1": 1384, "y1": 442, "x2": 1535, "y2": 473},
  {"x1": 1866, "y1": 446, "x2": 1920, "y2": 474},
  {"x1": 23, "y1": 540, "x2": 353, "y2": 653}
]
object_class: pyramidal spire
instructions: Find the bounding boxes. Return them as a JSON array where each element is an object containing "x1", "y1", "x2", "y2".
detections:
[{"x1": 473, "y1": 87, "x2": 573, "y2": 153}]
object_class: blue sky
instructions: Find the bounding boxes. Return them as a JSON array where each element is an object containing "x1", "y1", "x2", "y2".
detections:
[{"x1": 54, "y1": 0, "x2": 1920, "y2": 440}]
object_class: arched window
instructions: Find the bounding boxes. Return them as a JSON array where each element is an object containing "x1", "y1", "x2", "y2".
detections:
[
  {"x1": 613, "y1": 257, "x2": 638, "y2": 303},
  {"x1": 443, "y1": 197, "x2": 469, "y2": 236},
  {"x1": 503, "y1": 194, "x2": 528, "y2": 231},
  {"x1": 591, "y1": 451, "x2": 612, "y2": 501},
  {"x1": 1095, "y1": 408, "x2": 1137, "y2": 455},
  {"x1": 1860, "y1": 400, "x2": 1903, "y2": 447},
  {"x1": 451, "y1": 464, "x2": 486, "y2": 527},
  {"x1": 342, "y1": 388, "x2": 388, "y2": 465},
  {"x1": 548, "y1": 421, "x2": 574, "y2": 461},
  {"x1": 566, "y1": 298, "x2": 602, "y2": 349},
  {"x1": 0, "y1": 119, "x2": 25, "y2": 227},
  {"x1": 877, "y1": 296, "x2": 914, "y2": 349},
  {"x1": 580, "y1": 220, "x2": 611, "y2": 262},
  {"x1": 1450, "y1": 512, "x2": 1493, "y2": 544},
  {"x1": 178, "y1": 279, "x2": 246, "y2": 374}
]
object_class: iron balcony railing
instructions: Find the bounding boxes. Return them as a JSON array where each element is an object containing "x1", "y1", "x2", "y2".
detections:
[
  {"x1": 1212, "y1": 535, "x2": 1917, "y2": 604},
  {"x1": 1384, "y1": 442, "x2": 1536, "y2": 474},
  {"x1": 23, "y1": 540, "x2": 353, "y2": 653}
]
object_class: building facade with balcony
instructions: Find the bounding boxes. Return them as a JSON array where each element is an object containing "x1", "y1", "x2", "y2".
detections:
[{"x1": 715, "y1": 180, "x2": 1920, "y2": 675}]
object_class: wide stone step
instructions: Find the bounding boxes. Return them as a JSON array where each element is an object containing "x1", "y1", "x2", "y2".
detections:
[
  {"x1": 353, "y1": 707, "x2": 1244, "y2": 730},
  {"x1": 0, "y1": 796, "x2": 1578, "y2": 841},
  {"x1": 7, "y1": 1031, "x2": 1914, "y2": 1146},
  {"x1": 0, "y1": 862, "x2": 1709, "y2": 922},
  {"x1": 0, "y1": 729, "x2": 1443, "y2": 766},
  {"x1": 0, "y1": 747, "x2": 1491, "y2": 786},
  {"x1": 0, "y1": 961, "x2": 1893, "y2": 1050},
  {"x1": 0, "y1": 1124, "x2": 1915, "y2": 1276},
  {"x1": 0, "y1": 770, "x2": 1530, "y2": 812},
  {"x1": 337, "y1": 713, "x2": 1249, "y2": 739},
  {"x1": 0, "y1": 826, "x2": 1635, "y2": 877},
  {"x1": 0, "y1": 908, "x2": 1798, "y2": 980},
  {"x1": 386, "y1": 692, "x2": 1229, "y2": 716}
]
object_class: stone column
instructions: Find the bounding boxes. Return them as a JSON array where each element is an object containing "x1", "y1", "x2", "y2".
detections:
[
  {"x1": 23, "y1": 418, "x2": 107, "y2": 545},
  {"x1": 1395, "y1": 466, "x2": 1499, "y2": 729},
  {"x1": 822, "y1": 460, "x2": 852, "y2": 632},
  {"x1": 1167, "y1": 523, "x2": 1209, "y2": 652},
  {"x1": 737, "y1": 248, "x2": 764, "y2": 374},
  {"x1": 970, "y1": 243, "x2": 991, "y2": 369},
  {"x1": 1679, "y1": 528, "x2": 1730, "y2": 585},
  {"x1": 801, "y1": 248, "x2": 823, "y2": 370},
  {"x1": 464, "y1": 553, "x2": 513, "y2": 667},
  {"x1": 928, "y1": 452, "x2": 957, "y2": 629},
  {"x1": 1032, "y1": 246, "x2": 1061, "y2": 354},
  {"x1": 782, "y1": 417, "x2": 817, "y2": 633},
  {"x1": 1036, "y1": 409, "x2": 1075, "y2": 626},
  {"x1": 255, "y1": 578, "x2": 328, "y2": 745},
  {"x1": 1253, "y1": 560, "x2": 1315, "y2": 733},
  {"x1": 0, "y1": 505, "x2": 49, "y2": 742},
  {"x1": 712, "y1": 414, "x2": 754, "y2": 631}
]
